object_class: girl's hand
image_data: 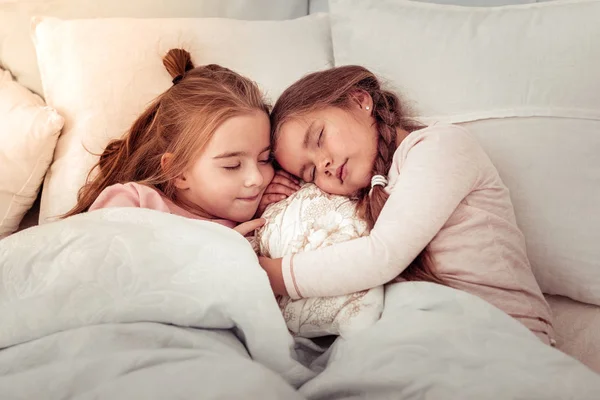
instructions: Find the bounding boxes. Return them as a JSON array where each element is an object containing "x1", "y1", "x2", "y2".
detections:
[
  {"x1": 256, "y1": 170, "x2": 301, "y2": 216},
  {"x1": 234, "y1": 218, "x2": 266, "y2": 237},
  {"x1": 258, "y1": 256, "x2": 287, "y2": 296}
]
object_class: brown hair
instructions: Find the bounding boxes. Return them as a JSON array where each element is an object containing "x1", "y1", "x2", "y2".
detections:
[
  {"x1": 64, "y1": 48, "x2": 269, "y2": 218},
  {"x1": 270, "y1": 65, "x2": 443, "y2": 285}
]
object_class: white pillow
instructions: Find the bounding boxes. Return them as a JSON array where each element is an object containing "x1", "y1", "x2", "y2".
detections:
[
  {"x1": 0, "y1": 0, "x2": 309, "y2": 95},
  {"x1": 330, "y1": 0, "x2": 600, "y2": 123},
  {"x1": 31, "y1": 14, "x2": 333, "y2": 223},
  {"x1": 0, "y1": 68, "x2": 63, "y2": 239},
  {"x1": 329, "y1": 0, "x2": 600, "y2": 305},
  {"x1": 464, "y1": 117, "x2": 600, "y2": 306},
  {"x1": 257, "y1": 184, "x2": 384, "y2": 339}
]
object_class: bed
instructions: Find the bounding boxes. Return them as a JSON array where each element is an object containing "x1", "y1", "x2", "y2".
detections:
[{"x1": 2, "y1": 0, "x2": 600, "y2": 398}]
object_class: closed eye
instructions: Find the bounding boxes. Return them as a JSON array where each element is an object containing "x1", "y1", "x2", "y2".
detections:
[
  {"x1": 316, "y1": 128, "x2": 323, "y2": 147},
  {"x1": 223, "y1": 164, "x2": 241, "y2": 170},
  {"x1": 259, "y1": 152, "x2": 274, "y2": 164}
]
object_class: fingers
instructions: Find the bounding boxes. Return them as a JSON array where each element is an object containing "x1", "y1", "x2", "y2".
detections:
[
  {"x1": 273, "y1": 170, "x2": 302, "y2": 190},
  {"x1": 264, "y1": 183, "x2": 297, "y2": 197},
  {"x1": 270, "y1": 177, "x2": 301, "y2": 192},
  {"x1": 234, "y1": 218, "x2": 266, "y2": 236},
  {"x1": 275, "y1": 169, "x2": 301, "y2": 184}
]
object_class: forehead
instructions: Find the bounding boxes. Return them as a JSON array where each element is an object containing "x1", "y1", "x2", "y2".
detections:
[
  {"x1": 273, "y1": 117, "x2": 309, "y2": 177},
  {"x1": 205, "y1": 111, "x2": 270, "y2": 154},
  {"x1": 276, "y1": 117, "x2": 310, "y2": 148},
  {"x1": 274, "y1": 106, "x2": 352, "y2": 151}
]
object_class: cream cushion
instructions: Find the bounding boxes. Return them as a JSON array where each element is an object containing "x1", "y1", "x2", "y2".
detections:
[
  {"x1": 31, "y1": 14, "x2": 333, "y2": 222},
  {"x1": 0, "y1": 0, "x2": 308, "y2": 95},
  {"x1": 0, "y1": 67, "x2": 63, "y2": 238},
  {"x1": 257, "y1": 184, "x2": 384, "y2": 338},
  {"x1": 329, "y1": 0, "x2": 600, "y2": 305}
]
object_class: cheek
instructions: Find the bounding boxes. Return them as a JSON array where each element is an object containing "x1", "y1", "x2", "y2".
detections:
[{"x1": 191, "y1": 166, "x2": 234, "y2": 195}]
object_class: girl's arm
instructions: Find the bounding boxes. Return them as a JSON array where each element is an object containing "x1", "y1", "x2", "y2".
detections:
[{"x1": 261, "y1": 125, "x2": 483, "y2": 299}]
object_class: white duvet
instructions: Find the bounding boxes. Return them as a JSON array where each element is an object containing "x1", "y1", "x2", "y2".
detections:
[{"x1": 0, "y1": 208, "x2": 598, "y2": 399}]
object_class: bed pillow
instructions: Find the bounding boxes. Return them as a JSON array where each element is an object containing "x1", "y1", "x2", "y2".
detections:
[
  {"x1": 31, "y1": 14, "x2": 333, "y2": 223},
  {"x1": 330, "y1": 0, "x2": 600, "y2": 123},
  {"x1": 0, "y1": 68, "x2": 63, "y2": 239},
  {"x1": 0, "y1": 0, "x2": 308, "y2": 95},
  {"x1": 257, "y1": 183, "x2": 384, "y2": 339}
]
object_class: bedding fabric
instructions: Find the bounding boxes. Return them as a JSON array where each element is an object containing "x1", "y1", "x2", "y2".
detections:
[{"x1": 1, "y1": 208, "x2": 599, "y2": 399}]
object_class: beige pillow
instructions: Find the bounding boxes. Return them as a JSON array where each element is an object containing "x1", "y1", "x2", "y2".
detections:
[
  {"x1": 0, "y1": 0, "x2": 308, "y2": 95},
  {"x1": 30, "y1": 15, "x2": 333, "y2": 223},
  {"x1": 257, "y1": 184, "x2": 384, "y2": 339},
  {"x1": 0, "y1": 68, "x2": 63, "y2": 238}
]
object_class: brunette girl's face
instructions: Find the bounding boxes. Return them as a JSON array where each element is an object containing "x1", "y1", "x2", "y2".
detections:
[
  {"x1": 175, "y1": 110, "x2": 274, "y2": 222},
  {"x1": 274, "y1": 96, "x2": 378, "y2": 196}
]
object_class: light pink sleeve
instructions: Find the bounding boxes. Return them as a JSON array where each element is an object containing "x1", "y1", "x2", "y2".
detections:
[{"x1": 282, "y1": 125, "x2": 482, "y2": 299}]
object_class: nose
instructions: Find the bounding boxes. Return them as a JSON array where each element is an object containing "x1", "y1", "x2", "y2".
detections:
[
  {"x1": 244, "y1": 163, "x2": 264, "y2": 188},
  {"x1": 317, "y1": 155, "x2": 333, "y2": 177}
]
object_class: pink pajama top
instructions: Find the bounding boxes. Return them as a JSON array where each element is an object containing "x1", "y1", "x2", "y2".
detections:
[{"x1": 89, "y1": 182, "x2": 237, "y2": 229}]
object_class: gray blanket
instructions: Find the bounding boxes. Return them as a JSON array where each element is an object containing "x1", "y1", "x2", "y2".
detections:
[{"x1": 1, "y1": 209, "x2": 598, "y2": 399}]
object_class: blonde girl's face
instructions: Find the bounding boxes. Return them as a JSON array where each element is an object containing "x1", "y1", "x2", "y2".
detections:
[{"x1": 175, "y1": 110, "x2": 274, "y2": 222}]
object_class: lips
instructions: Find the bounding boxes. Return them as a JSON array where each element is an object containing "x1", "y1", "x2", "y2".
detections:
[
  {"x1": 336, "y1": 160, "x2": 348, "y2": 183},
  {"x1": 238, "y1": 193, "x2": 260, "y2": 202}
]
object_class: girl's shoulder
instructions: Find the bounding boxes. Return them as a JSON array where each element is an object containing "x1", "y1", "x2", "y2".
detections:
[
  {"x1": 102, "y1": 182, "x2": 164, "y2": 200},
  {"x1": 387, "y1": 122, "x2": 488, "y2": 187},
  {"x1": 89, "y1": 182, "x2": 168, "y2": 212},
  {"x1": 396, "y1": 122, "x2": 480, "y2": 160},
  {"x1": 411, "y1": 122, "x2": 475, "y2": 142}
]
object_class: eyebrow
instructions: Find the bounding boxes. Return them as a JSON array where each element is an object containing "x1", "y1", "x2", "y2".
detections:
[
  {"x1": 213, "y1": 145, "x2": 270, "y2": 159},
  {"x1": 298, "y1": 121, "x2": 316, "y2": 179}
]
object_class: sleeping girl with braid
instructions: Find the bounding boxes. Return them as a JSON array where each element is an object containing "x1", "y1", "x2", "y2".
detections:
[{"x1": 255, "y1": 65, "x2": 555, "y2": 346}]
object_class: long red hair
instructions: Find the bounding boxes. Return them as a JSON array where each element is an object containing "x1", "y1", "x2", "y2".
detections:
[
  {"x1": 270, "y1": 65, "x2": 443, "y2": 285},
  {"x1": 63, "y1": 49, "x2": 269, "y2": 218}
]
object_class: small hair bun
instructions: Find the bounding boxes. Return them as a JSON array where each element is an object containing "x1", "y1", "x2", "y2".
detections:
[{"x1": 163, "y1": 48, "x2": 194, "y2": 82}]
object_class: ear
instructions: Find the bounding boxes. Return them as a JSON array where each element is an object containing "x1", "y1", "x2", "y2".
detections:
[
  {"x1": 161, "y1": 153, "x2": 190, "y2": 190},
  {"x1": 349, "y1": 89, "x2": 374, "y2": 113}
]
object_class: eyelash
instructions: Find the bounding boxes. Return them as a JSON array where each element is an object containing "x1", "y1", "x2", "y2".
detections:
[
  {"x1": 260, "y1": 153, "x2": 274, "y2": 164},
  {"x1": 223, "y1": 154, "x2": 273, "y2": 171}
]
